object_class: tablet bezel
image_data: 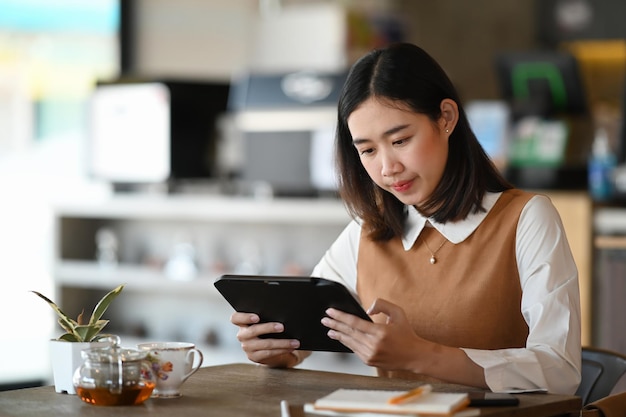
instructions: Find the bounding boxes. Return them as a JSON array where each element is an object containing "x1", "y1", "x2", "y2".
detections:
[{"x1": 214, "y1": 274, "x2": 371, "y2": 353}]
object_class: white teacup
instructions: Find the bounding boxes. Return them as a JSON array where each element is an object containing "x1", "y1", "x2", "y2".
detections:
[{"x1": 138, "y1": 342, "x2": 203, "y2": 398}]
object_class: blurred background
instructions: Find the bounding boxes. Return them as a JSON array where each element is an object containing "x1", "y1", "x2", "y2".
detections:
[{"x1": 2, "y1": 0, "x2": 626, "y2": 390}]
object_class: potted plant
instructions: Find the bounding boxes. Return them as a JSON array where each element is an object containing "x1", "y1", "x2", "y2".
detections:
[{"x1": 32, "y1": 284, "x2": 125, "y2": 394}]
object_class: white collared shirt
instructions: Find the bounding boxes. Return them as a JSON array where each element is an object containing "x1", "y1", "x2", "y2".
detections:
[{"x1": 312, "y1": 192, "x2": 581, "y2": 394}]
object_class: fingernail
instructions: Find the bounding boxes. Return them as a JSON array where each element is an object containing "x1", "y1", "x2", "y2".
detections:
[
  {"x1": 321, "y1": 317, "x2": 330, "y2": 326},
  {"x1": 290, "y1": 340, "x2": 300, "y2": 348},
  {"x1": 274, "y1": 323, "x2": 284, "y2": 332}
]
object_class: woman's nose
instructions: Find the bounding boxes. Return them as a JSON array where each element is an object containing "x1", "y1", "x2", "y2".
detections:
[{"x1": 381, "y1": 152, "x2": 402, "y2": 177}]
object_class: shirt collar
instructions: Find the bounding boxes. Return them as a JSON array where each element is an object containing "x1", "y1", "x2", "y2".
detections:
[{"x1": 402, "y1": 192, "x2": 502, "y2": 251}]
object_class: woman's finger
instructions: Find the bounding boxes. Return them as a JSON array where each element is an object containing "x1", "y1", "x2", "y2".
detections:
[{"x1": 230, "y1": 311, "x2": 260, "y2": 326}]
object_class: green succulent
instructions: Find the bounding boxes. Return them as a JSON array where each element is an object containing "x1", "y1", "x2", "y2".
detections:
[{"x1": 32, "y1": 284, "x2": 124, "y2": 342}]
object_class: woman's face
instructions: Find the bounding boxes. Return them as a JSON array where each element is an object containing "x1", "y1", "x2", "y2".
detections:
[{"x1": 347, "y1": 97, "x2": 450, "y2": 208}]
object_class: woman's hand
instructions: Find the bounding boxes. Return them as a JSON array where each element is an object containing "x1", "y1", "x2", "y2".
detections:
[
  {"x1": 322, "y1": 298, "x2": 487, "y2": 388},
  {"x1": 321, "y1": 298, "x2": 428, "y2": 372},
  {"x1": 230, "y1": 312, "x2": 310, "y2": 368}
]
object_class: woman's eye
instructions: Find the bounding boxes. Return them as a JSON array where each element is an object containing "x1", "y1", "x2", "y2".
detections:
[
  {"x1": 393, "y1": 138, "x2": 408, "y2": 146},
  {"x1": 358, "y1": 148, "x2": 373, "y2": 156}
]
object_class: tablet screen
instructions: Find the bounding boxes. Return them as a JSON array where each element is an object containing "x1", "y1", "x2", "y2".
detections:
[{"x1": 214, "y1": 275, "x2": 371, "y2": 352}]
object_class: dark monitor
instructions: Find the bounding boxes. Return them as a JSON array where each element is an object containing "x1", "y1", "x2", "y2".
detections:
[{"x1": 495, "y1": 50, "x2": 588, "y2": 120}]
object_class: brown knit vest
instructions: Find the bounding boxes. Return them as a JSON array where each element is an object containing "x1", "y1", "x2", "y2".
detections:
[{"x1": 357, "y1": 189, "x2": 532, "y2": 380}]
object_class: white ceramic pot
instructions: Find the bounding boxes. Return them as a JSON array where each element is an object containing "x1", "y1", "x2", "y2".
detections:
[{"x1": 49, "y1": 340, "x2": 110, "y2": 394}]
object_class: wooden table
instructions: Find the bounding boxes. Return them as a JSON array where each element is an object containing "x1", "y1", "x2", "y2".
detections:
[{"x1": 0, "y1": 363, "x2": 581, "y2": 416}]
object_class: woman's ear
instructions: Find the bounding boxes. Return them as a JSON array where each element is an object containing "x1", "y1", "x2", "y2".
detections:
[{"x1": 439, "y1": 98, "x2": 459, "y2": 134}]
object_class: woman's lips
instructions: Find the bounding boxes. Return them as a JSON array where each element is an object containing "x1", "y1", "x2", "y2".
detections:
[{"x1": 391, "y1": 180, "x2": 413, "y2": 192}]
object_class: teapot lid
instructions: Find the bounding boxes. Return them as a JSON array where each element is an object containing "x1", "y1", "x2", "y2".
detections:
[{"x1": 81, "y1": 335, "x2": 147, "y2": 362}]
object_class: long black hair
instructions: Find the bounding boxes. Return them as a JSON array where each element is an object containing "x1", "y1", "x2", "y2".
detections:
[{"x1": 335, "y1": 43, "x2": 512, "y2": 241}]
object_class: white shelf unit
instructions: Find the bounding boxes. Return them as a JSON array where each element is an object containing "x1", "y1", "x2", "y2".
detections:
[
  {"x1": 51, "y1": 194, "x2": 374, "y2": 375},
  {"x1": 53, "y1": 194, "x2": 352, "y2": 288}
]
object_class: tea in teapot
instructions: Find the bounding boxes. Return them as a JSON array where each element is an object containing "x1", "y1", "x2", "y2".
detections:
[{"x1": 73, "y1": 337, "x2": 156, "y2": 406}]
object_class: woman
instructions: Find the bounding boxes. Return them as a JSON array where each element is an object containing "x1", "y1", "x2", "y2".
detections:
[{"x1": 231, "y1": 43, "x2": 581, "y2": 394}]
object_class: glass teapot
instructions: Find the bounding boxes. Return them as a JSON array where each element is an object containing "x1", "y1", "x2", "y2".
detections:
[{"x1": 73, "y1": 336, "x2": 156, "y2": 406}]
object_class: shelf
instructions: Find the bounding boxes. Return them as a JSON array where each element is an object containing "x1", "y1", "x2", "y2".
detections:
[
  {"x1": 53, "y1": 194, "x2": 351, "y2": 225},
  {"x1": 595, "y1": 207, "x2": 626, "y2": 235},
  {"x1": 595, "y1": 235, "x2": 626, "y2": 250},
  {"x1": 54, "y1": 261, "x2": 222, "y2": 297},
  {"x1": 51, "y1": 194, "x2": 358, "y2": 369}
]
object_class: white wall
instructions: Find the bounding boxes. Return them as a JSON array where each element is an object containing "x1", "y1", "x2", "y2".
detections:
[
  {"x1": 0, "y1": 135, "x2": 111, "y2": 385},
  {"x1": 132, "y1": 0, "x2": 352, "y2": 78},
  {"x1": 133, "y1": 0, "x2": 256, "y2": 81}
]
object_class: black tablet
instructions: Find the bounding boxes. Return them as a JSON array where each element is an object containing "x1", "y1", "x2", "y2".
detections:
[{"x1": 214, "y1": 274, "x2": 372, "y2": 353}]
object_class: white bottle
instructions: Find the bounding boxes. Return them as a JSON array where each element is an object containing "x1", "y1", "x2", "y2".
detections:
[{"x1": 588, "y1": 128, "x2": 616, "y2": 201}]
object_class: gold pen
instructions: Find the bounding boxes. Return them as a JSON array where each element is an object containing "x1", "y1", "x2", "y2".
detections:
[{"x1": 387, "y1": 384, "x2": 433, "y2": 405}]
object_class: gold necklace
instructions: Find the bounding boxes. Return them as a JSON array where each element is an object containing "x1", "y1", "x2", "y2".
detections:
[{"x1": 422, "y1": 235, "x2": 447, "y2": 264}]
